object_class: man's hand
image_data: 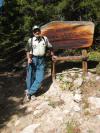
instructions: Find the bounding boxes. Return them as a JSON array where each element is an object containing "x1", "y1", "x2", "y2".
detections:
[
  {"x1": 52, "y1": 55, "x2": 57, "y2": 62},
  {"x1": 28, "y1": 58, "x2": 32, "y2": 64},
  {"x1": 50, "y1": 51, "x2": 54, "y2": 56}
]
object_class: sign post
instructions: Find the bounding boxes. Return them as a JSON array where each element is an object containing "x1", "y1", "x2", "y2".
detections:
[{"x1": 41, "y1": 21, "x2": 95, "y2": 80}]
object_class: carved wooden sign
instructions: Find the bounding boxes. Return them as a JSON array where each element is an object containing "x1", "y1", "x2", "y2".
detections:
[{"x1": 41, "y1": 21, "x2": 95, "y2": 50}]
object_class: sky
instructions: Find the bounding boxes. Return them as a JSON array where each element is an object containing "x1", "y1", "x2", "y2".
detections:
[{"x1": 0, "y1": 0, "x2": 4, "y2": 7}]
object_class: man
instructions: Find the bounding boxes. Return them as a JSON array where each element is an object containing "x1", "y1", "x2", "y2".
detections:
[{"x1": 25, "y1": 25, "x2": 54, "y2": 101}]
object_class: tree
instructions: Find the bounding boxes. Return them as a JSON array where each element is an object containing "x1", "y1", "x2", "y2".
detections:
[{"x1": 0, "y1": 0, "x2": 99, "y2": 70}]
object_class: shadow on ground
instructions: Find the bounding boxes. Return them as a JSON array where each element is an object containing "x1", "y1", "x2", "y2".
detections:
[
  {"x1": 35, "y1": 76, "x2": 52, "y2": 97},
  {"x1": 55, "y1": 61, "x2": 99, "y2": 73},
  {"x1": 0, "y1": 70, "x2": 52, "y2": 130},
  {"x1": 0, "y1": 72, "x2": 26, "y2": 128},
  {"x1": 0, "y1": 60, "x2": 98, "y2": 129}
]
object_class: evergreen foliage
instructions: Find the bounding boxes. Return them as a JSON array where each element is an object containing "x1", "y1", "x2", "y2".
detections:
[{"x1": 0, "y1": 0, "x2": 99, "y2": 70}]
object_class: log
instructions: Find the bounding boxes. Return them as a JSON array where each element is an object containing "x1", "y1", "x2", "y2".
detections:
[
  {"x1": 82, "y1": 49, "x2": 88, "y2": 74},
  {"x1": 55, "y1": 56, "x2": 82, "y2": 61}
]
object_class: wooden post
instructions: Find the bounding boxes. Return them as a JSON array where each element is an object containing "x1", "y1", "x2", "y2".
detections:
[
  {"x1": 52, "y1": 61, "x2": 56, "y2": 81},
  {"x1": 82, "y1": 49, "x2": 88, "y2": 74}
]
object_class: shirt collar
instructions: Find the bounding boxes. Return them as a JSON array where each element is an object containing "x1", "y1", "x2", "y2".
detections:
[{"x1": 34, "y1": 36, "x2": 42, "y2": 42}]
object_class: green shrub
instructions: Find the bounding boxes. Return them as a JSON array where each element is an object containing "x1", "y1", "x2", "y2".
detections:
[{"x1": 96, "y1": 62, "x2": 100, "y2": 75}]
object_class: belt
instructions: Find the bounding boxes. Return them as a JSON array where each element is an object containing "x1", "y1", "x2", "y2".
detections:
[{"x1": 32, "y1": 55, "x2": 45, "y2": 58}]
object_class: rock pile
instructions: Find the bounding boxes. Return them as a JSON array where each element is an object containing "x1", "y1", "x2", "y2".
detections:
[{"x1": 1, "y1": 68, "x2": 100, "y2": 133}]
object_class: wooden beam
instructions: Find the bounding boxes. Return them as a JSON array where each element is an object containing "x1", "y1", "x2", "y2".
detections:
[
  {"x1": 52, "y1": 61, "x2": 56, "y2": 81},
  {"x1": 55, "y1": 56, "x2": 82, "y2": 61},
  {"x1": 82, "y1": 49, "x2": 88, "y2": 74}
]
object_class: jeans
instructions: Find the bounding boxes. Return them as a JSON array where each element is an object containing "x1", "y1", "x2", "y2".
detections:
[{"x1": 26, "y1": 56, "x2": 45, "y2": 95}]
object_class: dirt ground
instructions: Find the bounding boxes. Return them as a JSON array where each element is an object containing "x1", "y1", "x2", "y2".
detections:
[
  {"x1": 0, "y1": 61, "x2": 100, "y2": 133},
  {"x1": 0, "y1": 69, "x2": 51, "y2": 129}
]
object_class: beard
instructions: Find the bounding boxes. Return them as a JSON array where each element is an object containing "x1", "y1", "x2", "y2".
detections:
[{"x1": 34, "y1": 34, "x2": 40, "y2": 37}]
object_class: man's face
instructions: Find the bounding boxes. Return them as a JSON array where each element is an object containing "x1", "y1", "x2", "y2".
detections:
[{"x1": 33, "y1": 28, "x2": 41, "y2": 37}]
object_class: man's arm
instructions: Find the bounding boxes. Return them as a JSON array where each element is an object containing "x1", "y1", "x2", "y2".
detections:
[
  {"x1": 26, "y1": 52, "x2": 32, "y2": 64},
  {"x1": 45, "y1": 36, "x2": 57, "y2": 61},
  {"x1": 25, "y1": 38, "x2": 32, "y2": 64}
]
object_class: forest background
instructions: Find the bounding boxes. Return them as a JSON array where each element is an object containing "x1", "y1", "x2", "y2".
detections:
[{"x1": 0, "y1": 0, "x2": 100, "y2": 71}]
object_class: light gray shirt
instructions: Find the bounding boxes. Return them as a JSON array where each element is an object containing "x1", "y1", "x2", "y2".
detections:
[{"x1": 26, "y1": 36, "x2": 52, "y2": 56}]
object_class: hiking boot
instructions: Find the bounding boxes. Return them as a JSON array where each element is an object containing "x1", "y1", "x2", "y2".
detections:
[
  {"x1": 31, "y1": 95, "x2": 36, "y2": 101},
  {"x1": 25, "y1": 89, "x2": 28, "y2": 94},
  {"x1": 23, "y1": 93, "x2": 31, "y2": 103}
]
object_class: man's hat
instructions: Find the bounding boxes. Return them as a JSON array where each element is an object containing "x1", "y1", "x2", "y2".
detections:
[{"x1": 32, "y1": 25, "x2": 40, "y2": 31}]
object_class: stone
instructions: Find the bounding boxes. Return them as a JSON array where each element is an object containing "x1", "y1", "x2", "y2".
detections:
[
  {"x1": 20, "y1": 124, "x2": 40, "y2": 133},
  {"x1": 15, "y1": 120, "x2": 20, "y2": 126},
  {"x1": 63, "y1": 109, "x2": 70, "y2": 115},
  {"x1": 73, "y1": 94, "x2": 82, "y2": 103},
  {"x1": 74, "y1": 89, "x2": 81, "y2": 94},
  {"x1": 33, "y1": 110, "x2": 44, "y2": 116},
  {"x1": 96, "y1": 115, "x2": 100, "y2": 120},
  {"x1": 87, "y1": 72, "x2": 92, "y2": 76},
  {"x1": 36, "y1": 101, "x2": 49, "y2": 110},
  {"x1": 85, "y1": 76, "x2": 90, "y2": 80},
  {"x1": 70, "y1": 72, "x2": 75, "y2": 76},
  {"x1": 96, "y1": 76, "x2": 100, "y2": 80},
  {"x1": 66, "y1": 77, "x2": 73, "y2": 83},
  {"x1": 73, "y1": 104, "x2": 81, "y2": 112},
  {"x1": 45, "y1": 81, "x2": 61, "y2": 97},
  {"x1": 73, "y1": 78, "x2": 83, "y2": 88},
  {"x1": 96, "y1": 62, "x2": 100, "y2": 75},
  {"x1": 25, "y1": 107, "x2": 33, "y2": 113},
  {"x1": 88, "y1": 97, "x2": 100, "y2": 109}
]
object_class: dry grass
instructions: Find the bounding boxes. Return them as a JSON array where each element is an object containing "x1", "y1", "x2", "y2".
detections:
[{"x1": 66, "y1": 120, "x2": 81, "y2": 133}]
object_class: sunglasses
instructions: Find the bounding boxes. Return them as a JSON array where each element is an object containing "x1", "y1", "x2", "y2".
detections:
[{"x1": 33, "y1": 28, "x2": 40, "y2": 33}]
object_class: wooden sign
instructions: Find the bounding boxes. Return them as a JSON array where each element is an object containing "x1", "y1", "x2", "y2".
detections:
[{"x1": 41, "y1": 21, "x2": 95, "y2": 50}]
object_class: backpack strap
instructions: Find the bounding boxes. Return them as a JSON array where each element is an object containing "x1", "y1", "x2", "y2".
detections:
[
  {"x1": 31, "y1": 37, "x2": 33, "y2": 54},
  {"x1": 30, "y1": 36, "x2": 46, "y2": 52},
  {"x1": 42, "y1": 36, "x2": 46, "y2": 44}
]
